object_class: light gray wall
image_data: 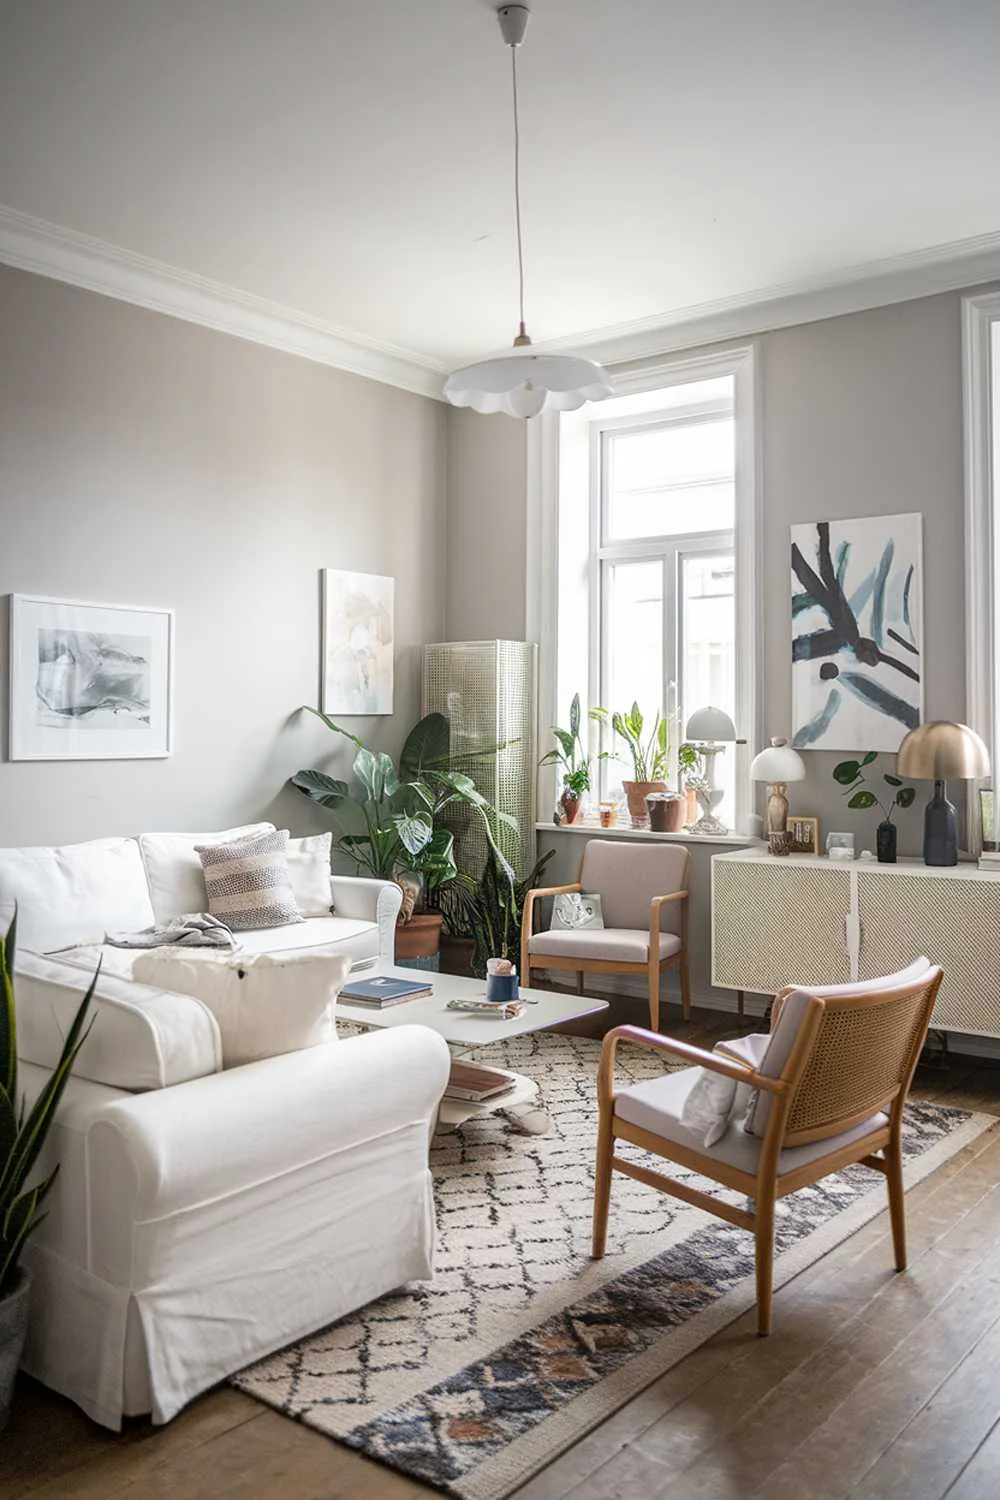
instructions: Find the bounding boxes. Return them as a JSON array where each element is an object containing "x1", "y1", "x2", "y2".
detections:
[
  {"x1": 445, "y1": 406, "x2": 527, "y2": 641},
  {"x1": 0, "y1": 266, "x2": 447, "y2": 846},
  {"x1": 445, "y1": 288, "x2": 989, "y2": 1012}
]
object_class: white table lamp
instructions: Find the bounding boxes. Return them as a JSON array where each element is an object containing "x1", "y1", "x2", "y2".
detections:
[
  {"x1": 685, "y1": 706, "x2": 738, "y2": 836},
  {"x1": 750, "y1": 737, "x2": 806, "y2": 850}
]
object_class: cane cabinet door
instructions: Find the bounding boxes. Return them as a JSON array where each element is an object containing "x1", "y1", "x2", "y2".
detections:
[
  {"x1": 857, "y1": 869, "x2": 1000, "y2": 1037},
  {"x1": 713, "y1": 858, "x2": 852, "y2": 993}
]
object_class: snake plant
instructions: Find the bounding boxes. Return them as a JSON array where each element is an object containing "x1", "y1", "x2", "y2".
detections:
[{"x1": 0, "y1": 907, "x2": 96, "y2": 1297}]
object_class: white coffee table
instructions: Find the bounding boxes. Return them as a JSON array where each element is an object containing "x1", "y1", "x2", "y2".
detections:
[{"x1": 337, "y1": 964, "x2": 608, "y2": 1132}]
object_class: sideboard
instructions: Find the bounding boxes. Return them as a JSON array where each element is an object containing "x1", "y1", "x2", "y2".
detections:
[{"x1": 712, "y1": 846, "x2": 1000, "y2": 1038}]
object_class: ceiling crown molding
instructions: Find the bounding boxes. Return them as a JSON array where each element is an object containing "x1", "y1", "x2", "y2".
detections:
[
  {"x1": 0, "y1": 205, "x2": 448, "y2": 400},
  {"x1": 531, "y1": 229, "x2": 1000, "y2": 368}
]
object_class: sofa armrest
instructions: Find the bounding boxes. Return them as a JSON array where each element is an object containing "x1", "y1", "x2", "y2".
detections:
[
  {"x1": 86, "y1": 1025, "x2": 450, "y2": 1249},
  {"x1": 330, "y1": 875, "x2": 402, "y2": 961}
]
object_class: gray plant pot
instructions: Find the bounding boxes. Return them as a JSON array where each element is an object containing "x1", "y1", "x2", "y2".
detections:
[{"x1": 0, "y1": 1268, "x2": 31, "y2": 1432}]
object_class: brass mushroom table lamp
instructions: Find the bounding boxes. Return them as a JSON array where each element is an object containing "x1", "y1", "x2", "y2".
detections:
[{"x1": 896, "y1": 721, "x2": 990, "y2": 866}]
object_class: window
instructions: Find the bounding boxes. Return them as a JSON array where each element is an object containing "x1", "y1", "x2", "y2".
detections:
[
  {"x1": 963, "y1": 291, "x2": 1000, "y2": 848},
  {"x1": 539, "y1": 350, "x2": 757, "y2": 832}
]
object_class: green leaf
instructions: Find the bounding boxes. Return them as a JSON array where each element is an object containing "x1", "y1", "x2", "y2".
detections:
[
  {"x1": 301, "y1": 706, "x2": 365, "y2": 749},
  {"x1": 290, "y1": 769, "x2": 350, "y2": 808},
  {"x1": 552, "y1": 728, "x2": 575, "y2": 760},
  {"x1": 0, "y1": 909, "x2": 17, "y2": 1101},
  {"x1": 847, "y1": 790, "x2": 878, "y2": 809},
  {"x1": 408, "y1": 827, "x2": 458, "y2": 890},
  {"x1": 352, "y1": 748, "x2": 398, "y2": 805},
  {"x1": 393, "y1": 811, "x2": 434, "y2": 858},
  {"x1": 569, "y1": 693, "x2": 581, "y2": 739},
  {"x1": 861, "y1": 750, "x2": 878, "y2": 766},
  {"x1": 895, "y1": 787, "x2": 916, "y2": 808},
  {"x1": 883, "y1": 774, "x2": 903, "y2": 787},
  {"x1": 833, "y1": 760, "x2": 861, "y2": 785},
  {"x1": 399, "y1": 713, "x2": 450, "y2": 782}
]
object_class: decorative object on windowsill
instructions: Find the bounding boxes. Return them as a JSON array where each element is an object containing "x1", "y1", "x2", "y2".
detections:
[
  {"x1": 0, "y1": 910, "x2": 97, "y2": 1430},
  {"x1": 646, "y1": 791, "x2": 685, "y2": 833},
  {"x1": 441, "y1": 5, "x2": 612, "y2": 419},
  {"x1": 749, "y1": 734, "x2": 804, "y2": 852},
  {"x1": 540, "y1": 693, "x2": 590, "y2": 827},
  {"x1": 677, "y1": 741, "x2": 705, "y2": 827},
  {"x1": 590, "y1": 701, "x2": 671, "y2": 828},
  {"x1": 597, "y1": 801, "x2": 617, "y2": 829},
  {"x1": 790, "y1": 513, "x2": 924, "y2": 752},
  {"x1": 685, "y1": 706, "x2": 741, "y2": 835},
  {"x1": 831, "y1": 751, "x2": 916, "y2": 865},
  {"x1": 979, "y1": 790, "x2": 997, "y2": 866},
  {"x1": 896, "y1": 721, "x2": 991, "y2": 866},
  {"x1": 826, "y1": 831, "x2": 857, "y2": 861},
  {"x1": 786, "y1": 816, "x2": 820, "y2": 855}
]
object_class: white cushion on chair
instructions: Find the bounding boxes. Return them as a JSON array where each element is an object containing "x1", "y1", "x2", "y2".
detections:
[
  {"x1": 616, "y1": 1066, "x2": 888, "y2": 1176},
  {"x1": 528, "y1": 928, "x2": 681, "y2": 964}
]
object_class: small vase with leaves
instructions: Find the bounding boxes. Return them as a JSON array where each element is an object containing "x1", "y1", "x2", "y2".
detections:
[
  {"x1": 540, "y1": 693, "x2": 591, "y2": 825},
  {"x1": 833, "y1": 752, "x2": 916, "y2": 863}
]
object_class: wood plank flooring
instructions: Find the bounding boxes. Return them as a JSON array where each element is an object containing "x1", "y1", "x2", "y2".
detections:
[{"x1": 3, "y1": 1004, "x2": 1000, "y2": 1500}]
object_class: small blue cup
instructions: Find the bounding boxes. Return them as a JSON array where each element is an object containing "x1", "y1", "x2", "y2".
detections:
[{"x1": 485, "y1": 972, "x2": 519, "y2": 1003}]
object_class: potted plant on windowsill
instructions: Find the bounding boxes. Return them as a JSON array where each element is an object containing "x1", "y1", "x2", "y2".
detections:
[
  {"x1": 292, "y1": 710, "x2": 516, "y2": 965},
  {"x1": 590, "y1": 701, "x2": 673, "y2": 828},
  {"x1": 833, "y1": 752, "x2": 916, "y2": 863},
  {"x1": 540, "y1": 693, "x2": 591, "y2": 825},
  {"x1": 0, "y1": 909, "x2": 96, "y2": 1430}
]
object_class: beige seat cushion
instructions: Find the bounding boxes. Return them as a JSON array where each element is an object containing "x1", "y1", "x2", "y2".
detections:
[
  {"x1": 528, "y1": 927, "x2": 681, "y2": 964},
  {"x1": 615, "y1": 1065, "x2": 887, "y2": 1177}
]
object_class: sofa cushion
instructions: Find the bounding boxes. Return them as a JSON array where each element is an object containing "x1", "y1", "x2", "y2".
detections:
[
  {"x1": 138, "y1": 824, "x2": 275, "y2": 922},
  {"x1": 287, "y1": 833, "x2": 334, "y2": 917},
  {"x1": 133, "y1": 947, "x2": 352, "y2": 1067},
  {"x1": 15, "y1": 950, "x2": 222, "y2": 1090},
  {"x1": 233, "y1": 915, "x2": 379, "y2": 964},
  {"x1": 196, "y1": 828, "x2": 302, "y2": 931},
  {"x1": 0, "y1": 838, "x2": 156, "y2": 955}
]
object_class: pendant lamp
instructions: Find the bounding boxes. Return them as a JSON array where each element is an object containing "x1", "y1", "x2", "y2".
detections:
[{"x1": 443, "y1": 4, "x2": 613, "y2": 419}]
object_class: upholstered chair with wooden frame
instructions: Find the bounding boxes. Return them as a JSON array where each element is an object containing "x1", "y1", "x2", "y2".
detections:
[
  {"x1": 592, "y1": 957, "x2": 943, "y2": 1335},
  {"x1": 521, "y1": 841, "x2": 690, "y2": 1032}
]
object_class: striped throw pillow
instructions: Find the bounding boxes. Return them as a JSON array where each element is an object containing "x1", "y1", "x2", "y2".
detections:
[{"x1": 195, "y1": 828, "x2": 303, "y2": 931}]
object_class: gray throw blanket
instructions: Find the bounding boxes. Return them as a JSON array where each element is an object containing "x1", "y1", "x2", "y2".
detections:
[{"x1": 106, "y1": 913, "x2": 238, "y2": 950}]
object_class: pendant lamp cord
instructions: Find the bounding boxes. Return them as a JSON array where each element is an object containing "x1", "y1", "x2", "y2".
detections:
[{"x1": 511, "y1": 43, "x2": 526, "y2": 338}]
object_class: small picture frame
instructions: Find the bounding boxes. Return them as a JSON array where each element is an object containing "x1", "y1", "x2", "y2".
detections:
[
  {"x1": 787, "y1": 816, "x2": 820, "y2": 855},
  {"x1": 980, "y1": 789, "x2": 997, "y2": 852}
]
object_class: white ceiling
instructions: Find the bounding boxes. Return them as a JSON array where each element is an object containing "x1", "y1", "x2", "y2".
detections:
[{"x1": 2, "y1": 0, "x2": 1000, "y2": 373}]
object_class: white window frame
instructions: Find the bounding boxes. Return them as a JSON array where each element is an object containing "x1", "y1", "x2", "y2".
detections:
[
  {"x1": 963, "y1": 291, "x2": 1000, "y2": 850},
  {"x1": 526, "y1": 343, "x2": 760, "y2": 832}
]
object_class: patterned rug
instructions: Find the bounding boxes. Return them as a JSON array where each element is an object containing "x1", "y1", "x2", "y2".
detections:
[{"x1": 233, "y1": 1031, "x2": 993, "y2": 1500}]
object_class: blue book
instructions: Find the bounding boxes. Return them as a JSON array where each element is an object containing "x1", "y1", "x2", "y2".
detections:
[{"x1": 340, "y1": 975, "x2": 433, "y2": 1007}]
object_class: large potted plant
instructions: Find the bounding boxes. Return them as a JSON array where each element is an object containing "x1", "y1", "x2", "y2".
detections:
[
  {"x1": 438, "y1": 845, "x2": 554, "y2": 978},
  {"x1": 292, "y1": 710, "x2": 515, "y2": 965},
  {"x1": 540, "y1": 693, "x2": 591, "y2": 825},
  {"x1": 0, "y1": 910, "x2": 96, "y2": 1429},
  {"x1": 591, "y1": 701, "x2": 672, "y2": 827}
]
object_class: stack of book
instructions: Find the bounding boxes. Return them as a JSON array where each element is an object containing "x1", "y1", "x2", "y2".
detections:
[
  {"x1": 979, "y1": 850, "x2": 1000, "y2": 873},
  {"x1": 445, "y1": 1061, "x2": 517, "y2": 1104},
  {"x1": 339, "y1": 976, "x2": 433, "y2": 1008}
]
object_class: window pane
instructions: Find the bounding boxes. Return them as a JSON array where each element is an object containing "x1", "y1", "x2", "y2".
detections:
[
  {"x1": 607, "y1": 419, "x2": 734, "y2": 541},
  {"x1": 682, "y1": 552, "x2": 735, "y2": 823},
  {"x1": 604, "y1": 560, "x2": 663, "y2": 793}
]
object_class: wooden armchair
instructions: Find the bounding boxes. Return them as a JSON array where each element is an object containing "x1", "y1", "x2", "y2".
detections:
[
  {"x1": 592, "y1": 958, "x2": 943, "y2": 1334},
  {"x1": 521, "y1": 841, "x2": 690, "y2": 1031}
]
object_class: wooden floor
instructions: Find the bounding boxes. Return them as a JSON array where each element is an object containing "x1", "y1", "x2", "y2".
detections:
[{"x1": 4, "y1": 1003, "x2": 1000, "y2": 1500}]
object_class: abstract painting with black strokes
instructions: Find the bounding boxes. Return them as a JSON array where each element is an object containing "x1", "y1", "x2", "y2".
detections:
[{"x1": 791, "y1": 513, "x2": 923, "y2": 752}]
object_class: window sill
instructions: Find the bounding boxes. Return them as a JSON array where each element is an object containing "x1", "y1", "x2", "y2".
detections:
[{"x1": 535, "y1": 821, "x2": 760, "y2": 848}]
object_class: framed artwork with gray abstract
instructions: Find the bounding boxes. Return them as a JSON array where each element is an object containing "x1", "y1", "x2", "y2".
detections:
[
  {"x1": 321, "y1": 569, "x2": 394, "y2": 716},
  {"x1": 790, "y1": 513, "x2": 923, "y2": 752},
  {"x1": 9, "y1": 594, "x2": 174, "y2": 760}
]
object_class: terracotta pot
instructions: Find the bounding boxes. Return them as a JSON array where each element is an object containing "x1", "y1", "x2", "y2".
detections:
[
  {"x1": 623, "y1": 780, "x2": 666, "y2": 827},
  {"x1": 559, "y1": 788, "x2": 584, "y2": 825},
  {"x1": 647, "y1": 793, "x2": 685, "y2": 833},
  {"x1": 394, "y1": 912, "x2": 443, "y2": 963}
]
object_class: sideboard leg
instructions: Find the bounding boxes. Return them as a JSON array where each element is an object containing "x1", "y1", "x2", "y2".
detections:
[{"x1": 737, "y1": 989, "x2": 745, "y2": 1020}]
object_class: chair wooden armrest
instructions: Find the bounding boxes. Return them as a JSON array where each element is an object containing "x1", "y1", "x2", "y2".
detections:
[
  {"x1": 527, "y1": 882, "x2": 584, "y2": 901},
  {"x1": 598, "y1": 1023, "x2": 786, "y2": 1105},
  {"x1": 650, "y1": 888, "x2": 689, "y2": 938}
]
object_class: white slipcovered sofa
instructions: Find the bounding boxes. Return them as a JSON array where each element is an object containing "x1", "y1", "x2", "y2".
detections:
[{"x1": 0, "y1": 826, "x2": 451, "y2": 1430}]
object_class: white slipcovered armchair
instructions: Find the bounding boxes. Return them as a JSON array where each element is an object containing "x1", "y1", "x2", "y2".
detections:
[{"x1": 521, "y1": 840, "x2": 691, "y2": 1031}]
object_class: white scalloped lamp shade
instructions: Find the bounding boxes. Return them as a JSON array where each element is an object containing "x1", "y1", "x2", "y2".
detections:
[
  {"x1": 750, "y1": 737, "x2": 807, "y2": 783},
  {"x1": 443, "y1": 351, "x2": 614, "y2": 419}
]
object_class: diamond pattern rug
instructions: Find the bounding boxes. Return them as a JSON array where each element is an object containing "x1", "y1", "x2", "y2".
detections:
[{"x1": 233, "y1": 1031, "x2": 993, "y2": 1500}]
